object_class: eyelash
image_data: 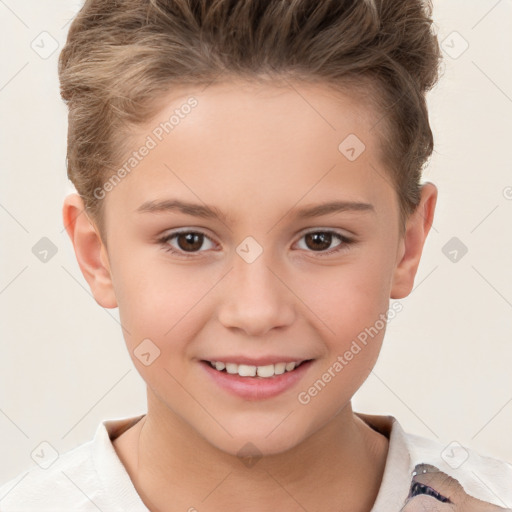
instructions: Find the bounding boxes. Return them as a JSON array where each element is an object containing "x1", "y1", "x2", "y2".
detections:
[{"x1": 157, "y1": 229, "x2": 355, "y2": 258}]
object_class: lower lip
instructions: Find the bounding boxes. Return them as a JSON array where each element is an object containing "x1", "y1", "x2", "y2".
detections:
[{"x1": 200, "y1": 360, "x2": 314, "y2": 400}]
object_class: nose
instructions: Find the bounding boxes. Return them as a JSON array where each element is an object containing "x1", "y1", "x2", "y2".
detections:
[{"x1": 216, "y1": 250, "x2": 296, "y2": 337}]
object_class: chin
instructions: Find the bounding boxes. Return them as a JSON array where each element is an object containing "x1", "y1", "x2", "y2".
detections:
[{"x1": 204, "y1": 427, "x2": 304, "y2": 460}]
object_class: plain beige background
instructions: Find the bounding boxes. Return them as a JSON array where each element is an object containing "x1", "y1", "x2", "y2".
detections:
[{"x1": 1, "y1": 0, "x2": 511, "y2": 488}]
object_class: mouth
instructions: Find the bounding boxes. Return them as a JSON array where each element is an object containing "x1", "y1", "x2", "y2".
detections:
[
  {"x1": 201, "y1": 359, "x2": 313, "y2": 378},
  {"x1": 199, "y1": 358, "x2": 315, "y2": 400}
]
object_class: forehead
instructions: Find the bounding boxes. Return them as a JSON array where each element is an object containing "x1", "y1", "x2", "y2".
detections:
[
  {"x1": 136, "y1": 78, "x2": 382, "y2": 159},
  {"x1": 104, "y1": 79, "x2": 395, "y2": 224},
  {"x1": 177, "y1": 79, "x2": 374, "y2": 132}
]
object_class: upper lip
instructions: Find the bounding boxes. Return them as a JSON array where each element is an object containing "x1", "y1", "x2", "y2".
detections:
[{"x1": 201, "y1": 356, "x2": 313, "y2": 366}]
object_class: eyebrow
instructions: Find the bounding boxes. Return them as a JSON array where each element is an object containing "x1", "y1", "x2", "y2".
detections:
[{"x1": 135, "y1": 198, "x2": 375, "y2": 221}]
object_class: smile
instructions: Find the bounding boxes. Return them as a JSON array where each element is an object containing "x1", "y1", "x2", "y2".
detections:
[
  {"x1": 200, "y1": 359, "x2": 315, "y2": 400},
  {"x1": 206, "y1": 360, "x2": 309, "y2": 378}
]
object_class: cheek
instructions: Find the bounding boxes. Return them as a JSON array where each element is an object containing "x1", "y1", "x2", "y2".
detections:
[
  {"x1": 110, "y1": 245, "x2": 213, "y2": 353},
  {"x1": 111, "y1": 224, "x2": 397, "y2": 349},
  {"x1": 294, "y1": 260, "x2": 392, "y2": 416},
  {"x1": 301, "y1": 252, "x2": 395, "y2": 340},
  {"x1": 112, "y1": 264, "x2": 210, "y2": 394}
]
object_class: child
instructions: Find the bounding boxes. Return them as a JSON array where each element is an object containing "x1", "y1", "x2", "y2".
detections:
[{"x1": 1, "y1": 0, "x2": 511, "y2": 510}]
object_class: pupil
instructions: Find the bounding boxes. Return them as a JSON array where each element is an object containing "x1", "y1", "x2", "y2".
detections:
[
  {"x1": 306, "y1": 232, "x2": 331, "y2": 251},
  {"x1": 178, "y1": 233, "x2": 202, "y2": 251},
  {"x1": 176, "y1": 232, "x2": 333, "y2": 253}
]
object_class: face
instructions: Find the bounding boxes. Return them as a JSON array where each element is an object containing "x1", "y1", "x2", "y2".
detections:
[{"x1": 90, "y1": 80, "x2": 414, "y2": 456}]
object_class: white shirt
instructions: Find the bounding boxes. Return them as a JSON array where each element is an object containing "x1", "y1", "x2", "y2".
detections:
[{"x1": 1, "y1": 412, "x2": 511, "y2": 511}]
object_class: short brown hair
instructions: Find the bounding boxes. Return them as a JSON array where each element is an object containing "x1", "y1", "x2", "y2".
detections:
[{"x1": 58, "y1": 0, "x2": 443, "y2": 237}]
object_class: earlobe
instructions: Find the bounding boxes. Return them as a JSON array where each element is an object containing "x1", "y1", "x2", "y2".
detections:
[
  {"x1": 62, "y1": 193, "x2": 118, "y2": 309},
  {"x1": 390, "y1": 182, "x2": 437, "y2": 299}
]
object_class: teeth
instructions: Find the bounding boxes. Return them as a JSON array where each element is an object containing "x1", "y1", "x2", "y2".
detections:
[
  {"x1": 285, "y1": 362, "x2": 296, "y2": 371},
  {"x1": 208, "y1": 360, "x2": 304, "y2": 378},
  {"x1": 274, "y1": 362, "x2": 286, "y2": 375},
  {"x1": 256, "y1": 364, "x2": 274, "y2": 378},
  {"x1": 226, "y1": 363, "x2": 238, "y2": 374},
  {"x1": 238, "y1": 364, "x2": 256, "y2": 377}
]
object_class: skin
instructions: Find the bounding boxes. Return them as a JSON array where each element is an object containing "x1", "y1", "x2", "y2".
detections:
[{"x1": 63, "y1": 79, "x2": 437, "y2": 512}]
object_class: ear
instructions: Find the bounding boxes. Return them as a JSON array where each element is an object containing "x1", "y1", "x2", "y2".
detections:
[
  {"x1": 62, "y1": 193, "x2": 117, "y2": 308},
  {"x1": 390, "y1": 182, "x2": 437, "y2": 299}
]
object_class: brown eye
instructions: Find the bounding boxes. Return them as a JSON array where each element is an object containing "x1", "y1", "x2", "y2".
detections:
[
  {"x1": 304, "y1": 232, "x2": 334, "y2": 251},
  {"x1": 296, "y1": 230, "x2": 352, "y2": 255},
  {"x1": 175, "y1": 232, "x2": 204, "y2": 252},
  {"x1": 159, "y1": 230, "x2": 215, "y2": 254}
]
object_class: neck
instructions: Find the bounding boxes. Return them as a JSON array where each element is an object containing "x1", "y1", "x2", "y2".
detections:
[{"x1": 113, "y1": 393, "x2": 389, "y2": 512}]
